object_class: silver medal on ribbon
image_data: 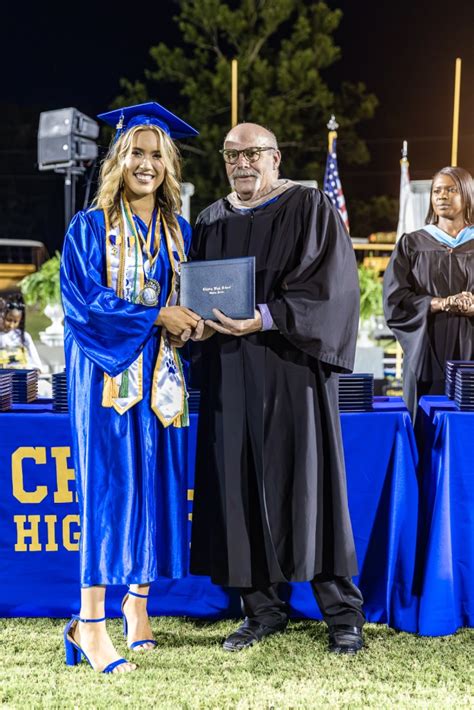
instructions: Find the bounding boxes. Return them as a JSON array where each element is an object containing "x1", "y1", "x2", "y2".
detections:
[{"x1": 137, "y1": 278, "x2": 161, "y2": 306}]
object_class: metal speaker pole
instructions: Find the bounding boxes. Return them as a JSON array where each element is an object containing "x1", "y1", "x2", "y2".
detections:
[
  {"x1": 37, "y1": 107, "x2": 99, "y2": 230},
  {"x1": 64, "y1": 168, "x2": 72, "y2": 230}
]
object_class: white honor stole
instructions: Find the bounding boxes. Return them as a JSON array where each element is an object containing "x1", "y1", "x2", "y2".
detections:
[{"x1": 102, "y1": 198, "x2": 189, "y2": 427}]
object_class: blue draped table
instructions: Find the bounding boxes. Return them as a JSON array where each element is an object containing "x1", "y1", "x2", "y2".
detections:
[
  {"x1": 416, "y1": 396, "x2": 474, "y2": 636},
  {"x1": 0, "y1": 398, "x2": 419, "y2": 631}
]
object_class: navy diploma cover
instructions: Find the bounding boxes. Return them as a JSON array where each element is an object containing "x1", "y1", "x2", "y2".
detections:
[{"x1": 180, "y1": 257, "x2": 255, "y2": 320}]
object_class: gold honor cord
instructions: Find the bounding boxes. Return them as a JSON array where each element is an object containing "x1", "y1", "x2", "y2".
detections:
[
  {"x1": 103, "y1": 209, "x2": 120, "y2": 404},
  {"x1": 151, "y1": 215, "x2": 188, "y2": 427},
  {"x1": 102, "y1": 200, "x2": 188, "y2": 426},
  {"x1": 123, "y1": 198, "x2": 163, "y2": 306},
  {"x1": 123, "y1": 198, "x2": 162, "y2": 267},
  {"x1": 102, "y1": 203, "x2": 144, "y2": 412}
]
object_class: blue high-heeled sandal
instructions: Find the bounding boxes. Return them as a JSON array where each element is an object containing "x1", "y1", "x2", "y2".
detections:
[
  {"x1": 121, "y1": 589, "x2": 158, "y2": 651},
  {"x1": 64, "y1": 614, "x2": 130, "y2": 673}
]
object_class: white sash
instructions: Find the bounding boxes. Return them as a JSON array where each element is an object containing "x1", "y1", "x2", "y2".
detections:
[{"x1": 102, "y1": 196, "x2": 188, "y2": 427}]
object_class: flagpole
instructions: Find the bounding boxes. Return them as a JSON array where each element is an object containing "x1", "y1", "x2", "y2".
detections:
[
  {"x1": 399, "y1": 140, "x2": 409, "y2": 181},
  {"x1": 395, "y1": 140, "x2": 408, "y2": 380},
  {"x1": 231, "y1": 59, "x2": 238, "y2": 128},
  {"x1": 323, "y1": 114, "x2": 350, "y2": 233},
  {"x1": 396, "y1": 140, "x2": 411, "y2": 241},
  {"x1": 327, "y1": 114, "x2": 338, "y2": 153},
  {"x1": 401, "y1": 140, "x2": 408, "y2": 162},
  {"x1": 451, "y1": 57, "x2": 462, "y2": 166}
]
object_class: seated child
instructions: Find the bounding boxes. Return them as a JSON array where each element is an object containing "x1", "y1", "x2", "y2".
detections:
[{"x1": 0, "y1": 296, "x2": 43, "y2": 370}]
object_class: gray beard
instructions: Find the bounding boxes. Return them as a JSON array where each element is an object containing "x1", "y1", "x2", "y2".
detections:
[
  {"x1": 229, "y1": 174, "x2": 262, "y2": 197},
  {"x1": 226, "y1": 179, "x2": 298, "y2": 210}
]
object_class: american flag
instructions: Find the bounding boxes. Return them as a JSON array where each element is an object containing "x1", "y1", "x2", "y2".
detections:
[{"x1": 323, "y1": 136, "x2": 350, "y2": 233}]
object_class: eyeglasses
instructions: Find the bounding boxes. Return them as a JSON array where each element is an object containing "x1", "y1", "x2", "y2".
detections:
[{"x1": 219, "y1": 146, "x2": 276, "y2": 165}]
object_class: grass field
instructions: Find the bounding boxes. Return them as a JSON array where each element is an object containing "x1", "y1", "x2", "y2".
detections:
[{"x1": 0, "y1": 618, "x2": 472, "y2": 708}]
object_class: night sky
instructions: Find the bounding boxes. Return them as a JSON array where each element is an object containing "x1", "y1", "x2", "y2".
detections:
[
  {"x1": 334, "y1": 0, "x2": 474, "y2": 193},
  {"x1": 1, "y1": 0, "x2": 473, "y2": 247}
]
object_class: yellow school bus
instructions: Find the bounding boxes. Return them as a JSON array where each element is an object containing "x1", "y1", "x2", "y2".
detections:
[{"x1": 0, "y1": 239, "x2": 48, "y2": 293}]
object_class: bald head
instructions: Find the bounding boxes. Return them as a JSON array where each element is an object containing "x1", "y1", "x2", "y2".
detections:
[
  {"x1": 223, "y1": 123, "x2": 281, "y2": 201},
  {"x1": 224, "y1": 123, "x2": 278, "y2": 150}
]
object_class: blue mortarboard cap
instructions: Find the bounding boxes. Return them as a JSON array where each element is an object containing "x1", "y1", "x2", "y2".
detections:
[{"x1": 97, "y1": 101, "x2": 199, "y2": 140}]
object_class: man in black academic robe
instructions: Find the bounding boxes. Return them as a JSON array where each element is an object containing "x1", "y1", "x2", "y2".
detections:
[{"x1": 189, "y1": 123, "x2": 365, "y2": 654}]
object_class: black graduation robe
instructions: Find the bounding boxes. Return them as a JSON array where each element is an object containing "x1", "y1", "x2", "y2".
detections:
[
  {"x1": 189, "y1": 185, "x2": 360, "y2": 587},
  {"x1": 383, "y1": 229, "x2": 474, "y2": 416}
]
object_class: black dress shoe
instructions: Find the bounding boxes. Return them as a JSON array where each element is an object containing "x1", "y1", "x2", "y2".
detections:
[
  {"x1": 222, "y1": 618, "x2": 287, "y2": 652},
  {"x1": 328, "y1": 625, "x2": 363, "y2": 654}
]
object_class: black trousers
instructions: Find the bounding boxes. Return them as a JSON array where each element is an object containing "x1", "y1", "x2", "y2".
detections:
[
  {"x1": 237, "y1": 421, "x2": 364, "y2": 629},
  {"x1": 240, "y1": 574, "x2": 365, "y2": 629}
]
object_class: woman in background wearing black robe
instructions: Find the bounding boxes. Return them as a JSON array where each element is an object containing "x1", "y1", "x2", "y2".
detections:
[{"x1": 384, "y1": 166, "x2": 474, "y2": 416}]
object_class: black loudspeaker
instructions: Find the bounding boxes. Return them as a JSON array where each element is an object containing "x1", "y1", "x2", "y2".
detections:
[{"x1": 37, "y1": 108, "x2": 99, "y2": 170}]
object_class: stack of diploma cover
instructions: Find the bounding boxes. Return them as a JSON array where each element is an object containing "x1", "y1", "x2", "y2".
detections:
[
  {"x1": 180, "y1": 257, "x2": 255, "y2": 320},
  {"x1": 187, "y1": 388, "x2": 201, "y2": 414},
  {"x1": 52, "y1": 370, "x2": 68, "y2": 412},
  {"x1": 4, "y1": 369, "x2": 38, "y2": 403},
  {"x1": 444, "y1": 360, "x2": 474, "y2": 399},
  {"x1": 338, "y1": 373, "x2": 374, "y2": 412},
  {"x1": 0, "y1": 371, "x2": 13, "y2": 411},
  {"x1": 453, "y1": 367, "x2": 474, "y2": 411}
]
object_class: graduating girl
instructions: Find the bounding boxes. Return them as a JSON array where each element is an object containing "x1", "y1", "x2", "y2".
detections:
[{"x1": 61, "y1": 103, "x2": 201, "y2": 673}]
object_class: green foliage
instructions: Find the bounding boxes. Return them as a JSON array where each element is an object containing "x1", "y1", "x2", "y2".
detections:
[
  {"x1": 113, "y1": 0, "x2": 378, "y2": 211},
  {"x1": 351, "y1": 195, "x2": 399, "y2": 238},
  {"x1": 24, "y1": 306, "x2": 50, "y2": 341},
  {"x1": 20, "y1": 252, "x2": 61, "y2": 309},
  {"x1": 358, "y1": 264, "x2": 383, "y2": 322}
]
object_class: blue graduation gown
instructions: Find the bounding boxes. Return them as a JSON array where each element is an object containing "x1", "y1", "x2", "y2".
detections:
[{"x1": 60, "y1": 208, "x2": 192, "y2": 587}]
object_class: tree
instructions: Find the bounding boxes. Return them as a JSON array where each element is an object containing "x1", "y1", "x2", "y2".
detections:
[
  {"x1": 114, "y1": 0, "x2": 377, "y2": 213},
  {"x1": 350, "y1": 195, "x2": 399, "y2": 238}
]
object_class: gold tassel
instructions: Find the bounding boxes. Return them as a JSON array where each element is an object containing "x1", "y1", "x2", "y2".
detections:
[{"x1": 102, "y1": 374, "x2": 120, "y2": 407}]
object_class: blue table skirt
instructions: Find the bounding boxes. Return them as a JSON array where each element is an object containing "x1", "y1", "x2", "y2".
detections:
[
  {"x1": 0, "y1": 400, "x2": 419, "y2": 631},
  {"x1": 416, "y1": 396, "x2": 474, "y2": 636}
]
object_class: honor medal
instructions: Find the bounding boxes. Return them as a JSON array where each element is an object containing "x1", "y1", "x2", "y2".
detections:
[{"x1": 137, "y1": 278, "x2": 161, "y2": 306}]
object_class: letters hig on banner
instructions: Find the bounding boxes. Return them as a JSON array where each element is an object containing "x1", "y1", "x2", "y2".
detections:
[
  {"x1": 0, "y1": 411, "x2": 195, "y2": 618},
  {"x1": 9, "y1": 445, "x2": 80, "y2": 552}
]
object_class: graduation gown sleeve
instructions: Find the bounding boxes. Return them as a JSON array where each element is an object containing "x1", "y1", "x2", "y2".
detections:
[
  {"x1": 60, "y1": 210, "x2": 159, "y2": 377},
  {"x1": 266, "y1": 190, "x2": 360, "y2": 372},
  {"x1": 177, "y1": 214, "x2": 193, "y2": 256},
  {"x1": 383, "y1": 234, "x2": 433, "y2": 378}
]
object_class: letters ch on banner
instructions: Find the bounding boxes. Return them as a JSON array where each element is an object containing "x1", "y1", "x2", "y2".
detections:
[{"x1": 11, "y1": 446, "x2": 80, "y2": 552}]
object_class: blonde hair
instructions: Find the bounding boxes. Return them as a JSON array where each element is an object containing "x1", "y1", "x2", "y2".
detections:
[{"x1": 93, "y1": 124, "x2": 183, "y2": 235}]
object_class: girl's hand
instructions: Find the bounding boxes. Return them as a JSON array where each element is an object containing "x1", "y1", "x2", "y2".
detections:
[{"x1": 155, "y1": 306, "x2": 201, "y2": 336}]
